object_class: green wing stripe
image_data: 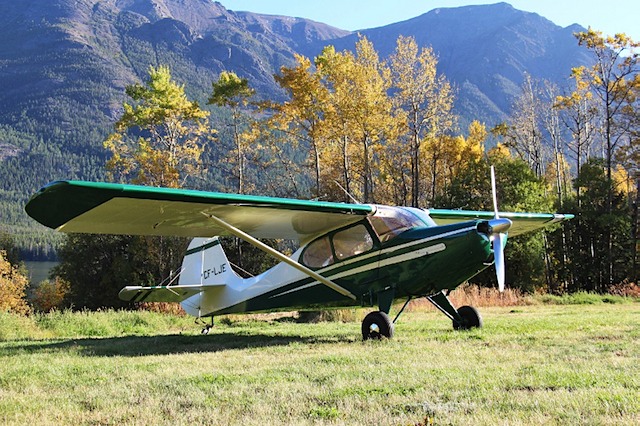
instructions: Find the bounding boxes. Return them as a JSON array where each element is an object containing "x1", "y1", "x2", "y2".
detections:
[{"x1": 119, "y1": 285, "x2": 207, "y2": 303}]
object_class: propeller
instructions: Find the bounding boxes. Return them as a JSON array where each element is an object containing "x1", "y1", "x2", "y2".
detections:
[{"x1": 489, "y1": 166, "x2": 511, "y2": 292}]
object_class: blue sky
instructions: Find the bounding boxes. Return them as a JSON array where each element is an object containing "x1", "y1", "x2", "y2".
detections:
[{"x1": 216, "y1": 1, "x2": 639, "y2": 41}]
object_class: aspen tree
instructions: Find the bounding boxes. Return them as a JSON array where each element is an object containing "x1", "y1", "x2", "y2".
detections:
[
  {"x1": 389, "y1": 35, "x2": 454, "y2": 207},
  {"x1": 575, "y1": 29, "x2": 640, "y2": 284},
  {"x1": 209, "y1": 71, "x2": 255, "y2": 194},
  {"x1": 272, "y1": 55, "x2": 330, "y2": 197}
]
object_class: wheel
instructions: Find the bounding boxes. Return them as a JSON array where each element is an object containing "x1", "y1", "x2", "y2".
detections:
[
  {"x1": 453, "y1": 305, "x2": 483, "y2": 330},
  {"x1": 362, "y1": 311, "x2": 394, "y2": 340}
]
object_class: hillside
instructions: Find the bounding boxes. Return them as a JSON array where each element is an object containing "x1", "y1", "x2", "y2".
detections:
[
  {"x1": 304, "y1": 2, "x2": 591, "y2": 126},
  {"x1": 0, "y1": 0, "x2": 591, "y2": 258}
]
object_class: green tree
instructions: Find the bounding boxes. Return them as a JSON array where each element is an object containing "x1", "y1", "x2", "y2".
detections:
[
  {"x1": 445, "y1": 154, "x2": 553, "y2": 291},
  {"x1": 54, "y1": 235, "x2": 140, "y2": 310},
  {"x1": 0, "y1": 231, "x2": 22, "y2": 268},
  {"x1": 104, "y1": 65, "x2": 212, "y2": 188},
  {"x1": 559, "y1": 159, "x2": 633, "y2": 292},
  {"x1": 54, "y1": 66, "x2": 208, "y2": 310}
]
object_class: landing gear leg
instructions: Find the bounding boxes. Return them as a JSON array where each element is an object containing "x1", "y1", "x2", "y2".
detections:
[
  {"x1": 427, "y1": 290, "x2": 483, "y2": 330},
  {"x1": 393, "y1": 296, "x2": 413, "y2": 324},
  {"x1": 197, "y1": 316, "x2": 214, "y2": 335}
]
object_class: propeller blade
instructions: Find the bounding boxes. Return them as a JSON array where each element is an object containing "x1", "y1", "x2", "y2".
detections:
[
  {"x1": 494, "y1": 233, "x2": 506, "y2": 292},
  {"x1": 490, "y1": 165, "x2": 499, "y2": 219},
  {"x1": 490, "y1": 165, "x2": 507, "y2": 291}
]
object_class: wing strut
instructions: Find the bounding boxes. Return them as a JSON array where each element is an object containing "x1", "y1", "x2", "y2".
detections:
[{"x1": 201, "y1": 212, "x2": 357, "y2": 301}]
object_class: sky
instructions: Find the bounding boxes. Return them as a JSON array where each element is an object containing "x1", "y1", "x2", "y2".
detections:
[{"x1": 216, "y1": 1, "x2": 640, "y2": 41}]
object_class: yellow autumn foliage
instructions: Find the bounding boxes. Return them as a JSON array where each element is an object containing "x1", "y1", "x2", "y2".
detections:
[
  {"x1": 31, "y1": 277, "x2": 70, "y2": 313},
  {"x1": 0, "y1": 250, "x2": 30, "y2": 315}
]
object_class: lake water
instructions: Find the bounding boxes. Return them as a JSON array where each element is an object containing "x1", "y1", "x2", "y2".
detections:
[{"x1": 24, "y1": 261, "x2": 59, "y2": 284}]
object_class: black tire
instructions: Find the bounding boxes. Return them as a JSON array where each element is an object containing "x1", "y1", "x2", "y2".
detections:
[
  {"x1": 453, "y1": 305, "x2": 483, "y2": 330},
  {"x1": 362, "y1": 311, "x2": 394, "y2": 340}
]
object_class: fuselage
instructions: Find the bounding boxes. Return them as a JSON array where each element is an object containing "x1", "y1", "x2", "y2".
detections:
[{"x1": 180, "y1": 206, "x2": 495, "y2": 317}]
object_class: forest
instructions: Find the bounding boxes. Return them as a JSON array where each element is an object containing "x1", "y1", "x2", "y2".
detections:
[{"x1": 1, "y1": 29, "x2": 640, "y2": 313}]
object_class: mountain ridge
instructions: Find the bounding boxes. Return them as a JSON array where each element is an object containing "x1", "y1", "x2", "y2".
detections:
[{"x1": 303, "y1": 2, "x2": 590, "y2": 124}]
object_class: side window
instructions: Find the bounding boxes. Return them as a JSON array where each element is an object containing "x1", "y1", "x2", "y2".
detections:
[
  {"x1": 332, "y1": 224, "x2": 374, "y2": 261},
  {"x1": 302, "y1": 236, "x2": 334, "y2": 268}
]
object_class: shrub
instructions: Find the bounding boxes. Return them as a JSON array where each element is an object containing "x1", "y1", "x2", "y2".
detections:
[
  {"x1": 31, "y1": 277, "x2": 70, "y2": 312},
  {"x1": 0, "y1": 250, "x2": 30, "y2": 315}
]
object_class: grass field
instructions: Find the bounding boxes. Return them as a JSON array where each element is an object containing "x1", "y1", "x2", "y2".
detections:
[{"x1": 1, "y1": 299, "x2": 639, "y2": 425}]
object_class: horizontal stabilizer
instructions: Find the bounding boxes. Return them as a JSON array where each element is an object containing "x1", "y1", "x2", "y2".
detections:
[{"x1": 118, "y1": 284, "x2": 221, "y2": 303}]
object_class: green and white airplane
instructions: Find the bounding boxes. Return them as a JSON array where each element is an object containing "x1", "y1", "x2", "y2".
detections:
[{"x1": 25, "y1": 169, "x2": 572, "y2": 339}]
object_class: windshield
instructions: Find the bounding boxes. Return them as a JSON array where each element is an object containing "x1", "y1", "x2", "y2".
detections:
[{"x1": 369, "y1": 206, "x2": 434, "y2": 243}]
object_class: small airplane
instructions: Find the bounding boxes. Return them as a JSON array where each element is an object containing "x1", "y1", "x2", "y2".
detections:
[{"x1": 25, "y1": 168, "x2": 572, "y2": 339}]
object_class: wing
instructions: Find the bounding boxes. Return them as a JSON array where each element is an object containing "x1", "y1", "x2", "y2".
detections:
[
  {"x1": 427, "y1": 209, "x2": 573, "y2": 237},
  {"x1": 25, "y1": 181, "x2": 373, "y2": 242}
]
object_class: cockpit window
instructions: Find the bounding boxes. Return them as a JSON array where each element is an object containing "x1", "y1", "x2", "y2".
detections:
[
  {"x1": 333, "y1": 224, "x2": 374, "y2": 260},
  {"x1": 369, "y1": 206, "x2": 432, "y2": 243},
  {"x1": 302, "y1": 236, "x2": 334, "y2": 269},
  {"x1": 301, "y1": 222, "x2": 377, "y2": 269}
]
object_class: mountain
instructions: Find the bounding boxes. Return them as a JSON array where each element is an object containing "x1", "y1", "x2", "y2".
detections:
[
  {"x1": 303, "y1": 2, "x2": 591, "y2": 126},
  {"x1": 0, "y1": 0, "x2": 591, "y2": 258},
  {"x1": 0, "y1": 0, "x2": 348, "y2": 129}
]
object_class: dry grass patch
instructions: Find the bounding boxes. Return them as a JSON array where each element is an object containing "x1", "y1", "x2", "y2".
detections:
[{"x1": 406, "y1": 284, "x2": 532, "y2": 313}]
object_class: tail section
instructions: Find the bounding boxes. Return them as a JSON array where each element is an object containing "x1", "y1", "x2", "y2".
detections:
[
  {"x1": 119, "y1": 237, "x2": 241, "y2": 305},
  {"x1": 178, "y1": 237, "x2": 242, "y2": 286}
]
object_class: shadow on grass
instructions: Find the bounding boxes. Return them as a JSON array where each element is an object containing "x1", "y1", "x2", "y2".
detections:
[{"x1": 3, "y1": 331, "x2": 355, "y2": 357}]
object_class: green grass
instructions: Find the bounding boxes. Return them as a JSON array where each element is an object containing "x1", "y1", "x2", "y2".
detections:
[{"x1": 1, "y1": 303, "x2": 639, "y2": 425}]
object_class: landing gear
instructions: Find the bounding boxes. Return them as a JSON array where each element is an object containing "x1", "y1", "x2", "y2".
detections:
[
  {"x1": 197, "y1": 316, "x2": 214, "y2": 334},
  {"x1": 427, "y1": 290, "x2": 483, "y2": 331},
  {"x1": 362, "y1": 311, "x2": 394, "y2": 340},
  {"x1": 453, "y1": 305, "x2": 483, "y2": 330}
]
